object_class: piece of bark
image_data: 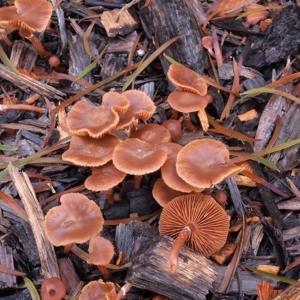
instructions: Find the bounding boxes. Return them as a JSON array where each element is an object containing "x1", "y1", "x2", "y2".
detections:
[
  {"x1": 7, "y1": 163, "x2": 59, "y2": 279},
  {"x1": 67, "y1": 32, "x2": 93, "y2": 90},
  {"x1": 126, "y1": 235, "x2": 218, "y2": 300},
  {"x1": 139, "y1": 0, "x2": 208, "y2": 77},
  {"x1": 283, "y1": 225, "x2": 300, "y2": 242},
  {"x1": 0, "y1": 246, "x2": 17, "y2": 290},
  {"x1": 243, "y1": 223, "x2": 264, "y2": 257},
  {"x1": 213, "y1": 266, "x2": 278, "y2": 295},
  {"x1": 101, "y1": 8, "x2": 139, "y2": 37},
  {"x1": 100, "y1": 53, "x2": 128, "y2": 79},
  {"x1": 0, "y1": 64, "x2": 64, "y2": 100},
  {"x1": 10, "y1": 40, "x2": 38, "y2": 71},
  {"x1": 0, "y1": 289, "x2": 31, "y2": 299},
  {"x1": 58, "y1": 258, "x2": 81, "y2": 296}
]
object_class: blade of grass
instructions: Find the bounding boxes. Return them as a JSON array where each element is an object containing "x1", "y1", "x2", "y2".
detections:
[
  {"x1": 236, "y1": 5, "x2": 283, "y2": 19},
  {"x1": 0, "y1": 43, "x2": 19, "y2": 74},
  {"x1": 23, "y1": 277, "x2": 41, "y2": 300},
  {"x1": 122, "y1": 35, "x2": 182, "y2": 91},
  {"x1": 0, "y1": 144, "x2": 17, "y2": 151},
  {"x1": 0, "y1": 263, "x2": 26, "y2": 277}
]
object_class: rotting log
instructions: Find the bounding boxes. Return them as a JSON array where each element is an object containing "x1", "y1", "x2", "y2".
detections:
[
  {"x1": 139, "y1": 0, "x2": 208, "y2": 78},
  {"x1": 126, "y1": 235, "x2": 218, "y2": 300}
]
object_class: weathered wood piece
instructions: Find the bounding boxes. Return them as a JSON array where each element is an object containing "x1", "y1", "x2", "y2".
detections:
[
  {"x1": 101, "y1": 9, "x2": 139, "y2": 37},
  {"x1": 243, "y1": 5, "x2": 300, "y2": 68},
  {"x1": 58, "y1": 258, "x2": 81, "y2": 296},
  {"x1": 283, "y1": 225, "x2": 300, "y2": 242},
  {"x1": 0, "y1": 245, "x2": 17, "y2": 290},
  {"x1": 7, "y1": 163, "x2": 59, "y2": 279},
  {"x1": 243, "y1": 223, "x2": 264, "y2": 257},
  {"x1": 126, "y1": 235, "x2": 218, "y2": 300},
  {"x1": 139, "y1": 0, "x2": 208, "y2": 77},
  {"x1": 0, "y1": 64, "x2": 64, "y2": 100},
  {"x1": 10, "y1": 41, "x2": 38, "y2": 71},
  {"x1": 0, "y1": 289, "x2": 31, "y2": 299}
]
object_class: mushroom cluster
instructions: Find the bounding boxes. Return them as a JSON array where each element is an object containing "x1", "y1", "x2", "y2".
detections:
[{"x1": 167, "y1": 64, "x2": 213, "y2": 132}]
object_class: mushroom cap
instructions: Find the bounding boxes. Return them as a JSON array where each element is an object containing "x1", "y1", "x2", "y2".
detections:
[
  {"x1": 176, "y1": 139, "x2": 243, "y2": 188},
  {"x1": 87, "y1": 236, "x2": 114, "y2": 265},
  {"x1": 112, "y1": 138, "x2": 168, "y2": 175},
  {"x1": 0, "y1": 0, "x2": 52, "y2": 32},
  {"x1": 162, "y1": 119, "x2": 182, "y2": 140},
  {"x1": 84, "y1": 161, "x2": 126, "y2": 191},
  {"x1": 168, "y1": 64, "x2": 208, "y2": 96},
  {"x1": 116, "y1": 89, "x2": 156, "y2": 129},
  {"x1": 155, "y1": 142, "x2": 183, "y2": 157},
  {"x1": 44, "y1": 193, "x2": 104, "y2": 246},
  {"x1": 161, "y1": 155, "x2": 203, "y2": 193},
  {"x1": 202, "y1": 36, "x2": 213, "y2": 50},
  {"x1": 167, "y1": 91, "x2": 208, "y2": 113},
  {"x1": 66, "y1": 95, "x2": 129, "y2": 138},
  {"x1": 62, "y1": 134, "x2": 120, "y2": 167},
  {"x1": 159, "y1": 194, "x2": 229, "y2": 257},
  {"x1": 41, "y1": 277, "x2": 66, "y2": 300},
  {"x1": 79, "y1": 280, "x2": 116, "y2": 300},
  {"x1": 152, "y1": 178, "x2": 186, "y2": 207},
  {"x1": 130, "y1": 124, "x2": 171, "y2": 144}
]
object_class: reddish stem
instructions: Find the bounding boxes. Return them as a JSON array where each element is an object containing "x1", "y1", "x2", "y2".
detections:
[
  {"x1": 105, "y1": 189, "x2": 115, "y2": 205},
  {"x1": 97, "y1": 265, "x2": 111, "y2": 280},
  {"x1": 168, "y1": 224, "x2": 195, "y2": 272},
  {"x1": 0, "y1": 104, "x2": 45, "y2": 113},
  {"x1": 183, "y1": 113, "x2": 197, "y2": 132},
  {"x1": 133, "y1": 175, "x2": 142, "y2": 189}
]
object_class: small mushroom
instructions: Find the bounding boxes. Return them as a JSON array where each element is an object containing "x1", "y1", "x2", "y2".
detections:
[
  {"x1": 41, "y1": 277, "x2": 66, "y2": 300},
  {"x1": 79, "y1": 280, "x2": 116, "y2": 300},
  {"x1": 176, "y1": 139, "x2": 243, "y2": 189},
  {"x1": 44, "y1": 193, "x2": 104, "y2": 246},
  {"x1": 162, "y1": 119, "x2": 182, "y2": 140},
  {"x1": 159, "y1": 194, "x2": 229, "y2": 272}
]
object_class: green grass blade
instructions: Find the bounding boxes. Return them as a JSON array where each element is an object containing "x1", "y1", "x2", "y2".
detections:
[
  {"x1": 0, "y1": 43, "x2": 19, "y2": 74},
  {"x1": 23, "y1": 277, "x2": 41, "y2": 300},
  {"x1": 122, "y1": 35, "x2": 182, "y2": 91},
  {"x1": 0, "y1": 144, "x2": 17, "y2": 151}
]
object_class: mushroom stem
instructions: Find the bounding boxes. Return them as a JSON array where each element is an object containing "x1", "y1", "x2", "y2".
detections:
[
  {"x1": 105, "y1": 189, "x2": 115, "y2": 205},
  {"x1": 183, "y1": 113, "x2": 197, "y2": 132},
  {"x1": 197, "y1": 108, "x2": 209, "y2": 132},
  {"x1": 115, "y1": 282, "x2": 132, "y2": 300},
  {"x1": 97, "y1": 264, "x2": 112, "y2": 280},
  {"x1": 26, "y1": 35, "x2": 52, "y2": 57},
  {"x1": 133, "y1": 175, "x2": 142, "y2": 189},
  {"x1": 172, "y1": 108, "x2": 179, "y2": 120},
  {"x1": 64, "y1": 243, "x2": 75, "y2": 254},
  {"x1": 70, "y1": 244, "x2": 90, "y2": 261},
  {"x1": 168, "y1": 224, "x2": 195, "y2": 272}
]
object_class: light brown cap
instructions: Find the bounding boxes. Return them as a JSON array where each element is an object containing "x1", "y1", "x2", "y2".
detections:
[
  {"x1": 41, "y1": 277, "x2": 66, "y2": 300},
  {"x1": 117, "y1": 89, "x2": 156, "y2": 129},
  {"x1": 79, "y1": 280, "x2": 116, "y2": 300},
  {"x1": 176, "y1": 139, "x2": 243, "y2": 188},
  {"x1": 162, "y1": 119, "x2": 182, "y2": 140},
  {"x1": 0, "y1": 0, "x2": 52, "y2": 32},
  {"x1": 152, "y1": 178, "x2": 186, "y2": 207},
  {"x1": 112, "y1": 138, "x2": 167, "y2": 175},
  {"x1": 167, "y1": 91, "x2": 208, "y2": 113},
  {"x1": 159, "y1": 194, "x2": 229, "y2": 257},
  {"x1": 161, "y1": 156, "x2": 203, "y2": 193},
  {"x1": 44, "y1": 193, "x2": 104, "y2": 246},
  {"x1": 87, "y1": 235, "x2": 114, "y2": 265},
  {"x1": 130, "y1": 124, "x2": 171, "y2": 144},
  {"x1": 155, "y1": 142, "x2": 182, "y2": 157},
  {"x1": 202, "y1": 36, "x2": 213, "y2": 50},
  {"x1": 62, "y1": 134, "x2": 120, "y2": 167},
  {"x1": 84, "y1": 161, "x2": 126, "y2": 191},
  {"x1": 168, "y1": 64, "x2": 208, "y2": 96}
]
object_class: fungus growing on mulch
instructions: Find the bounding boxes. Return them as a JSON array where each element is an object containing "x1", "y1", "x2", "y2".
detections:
[
  {"x1": 79, "y1": 279, "x2": 116, "y2": 300},
  {"x1": 176, "y1": 139, "x2": 243, "y2": 189},
  {"x1": 159, "y1": 194, "x2": 229, "y2": 272},
  {"x1": 44, "y1": 193, "x2": 104, "y2": 246},
  {"x1": 41, "y1": 277, "x2": 66, "y2": 300},
  {"x1": 161, "y1": 119, "x2": 182, "y2": 140}
]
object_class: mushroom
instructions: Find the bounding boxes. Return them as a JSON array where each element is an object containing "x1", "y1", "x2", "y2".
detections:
[
  {"x1": 155, "y1": 142, "x2": 183, "y2": 157},
  {"x1": 62, "y1": 134, "x2": 120, "y2": 167},
  {"x1": 202, "y1": 36, "x2": 215, "y2": 57},
  {"x1": 159, "y1": 194, "x2": 229, "y2": 272},
  {"x1": 66, "y1": 92, "x2": 130, "y2": 138},
  {"x1": 0, "y1": 0, "x2": 53, "y2": 56},
  {"x1": 152, "y1": 178, "x2": 186, "y2": 207},
  {"x1": 41, "y1": 277, "x2": 66, "y2": 300},
  {"x1": 79, "y1": 280, "x2": 116, "y2": 300},
  {"x1": 161, "y1": 119, "x2": 182, "y2": 140},
  {"x1": 112, "y1": 138, "x2": 168, "y2": 188},
  {"x1": 215, "y1": 190, "x2": 228, "y2": 207},
  {"x1": 44, "y1": 193, "x2": 104, "y2": 247},
  {"x1": 176, "y1": 139, "x2": 243, "y2": 189},
  {"x1": 84, "y1": 161, "x2": 126, "y2": 204}
]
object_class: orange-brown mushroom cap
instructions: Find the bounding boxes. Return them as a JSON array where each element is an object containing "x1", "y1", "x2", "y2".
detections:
[
  {"x1": 176, "y1": 139, "x2": 243, "y2": 188},
  {"x1": 44, "y1": 193, "x2": 104, "y2": 246},
  {"x1": 87, "y1": 235, "x2": 115, "y2": 265},
  {"x1": 112, "y1": 138, "x2": 167, "y2": 175},
  {"x1": 62, "y1": 134, "x2": 120, "y2": 167},
  {"x1": 0, "y1": 0, "x2": 52, "y2": 33},
  {"x1": 155, "y1": 142, "x2": 183, "y2": 157},
  {"x1": 79, "y1": 280, "x2": 116, "y2": 300},
  {"x1": 162, "y1": 119, "x2": 182, "y2": 140},
  {"x1": 130, "y1": 123, "x2": 171, "y2": 144},
  {"x1": 167, "y1": 91, "x2": 208, "y2": 113},
  {"x1": 84, "y1": 161, "x2": 126, "y2": 191},
  {"x1": 41, "y1": 277, "x2": 66, "y2": 300},
  {"x1": 168, "y1": 64, "x2": 208, "y2": 96},
  {"x1": 159, "y1": 194, "x2": 229, "y2": 257}
]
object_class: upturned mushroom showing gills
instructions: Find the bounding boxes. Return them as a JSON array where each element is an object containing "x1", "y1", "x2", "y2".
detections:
[
  {"x1": 41, "y1": 277, "x2": 66, "y2": 300},
  {"x1": 176, "y1": 138, "x2": 243, "y2": 189},
  {"x1": 159, "y1": 194, "x2": 229, "y2": 272}
]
